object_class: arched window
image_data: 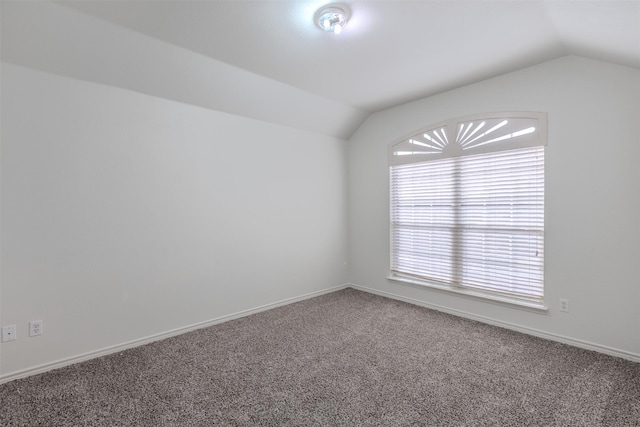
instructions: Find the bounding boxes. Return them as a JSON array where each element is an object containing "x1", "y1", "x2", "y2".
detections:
[{"x1": 389, "y1": 112, "x2": 546, "y2": 305}]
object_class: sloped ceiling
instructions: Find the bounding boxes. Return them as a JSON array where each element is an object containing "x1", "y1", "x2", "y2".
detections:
[{"x1": 2, "y1": 1, "x2": 639, "y2": 139}]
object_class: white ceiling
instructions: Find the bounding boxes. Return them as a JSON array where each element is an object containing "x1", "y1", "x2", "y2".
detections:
[
  {"x1": 58, "y1": 0, "x2": 640, "y2": 112},
  {"x1": 3, "y1": 1, "x2": 639, "y2": 138}
]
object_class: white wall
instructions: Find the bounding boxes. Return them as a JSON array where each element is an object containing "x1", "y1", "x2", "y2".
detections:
[
  {"x1": 2, "y1": 53, "x2": 638, "y2": 381},
  {"x1": 0, "y1": 63, "x2": 348, "y2": 378},
  {"x1": 348, "y1": 56, "x2": 640, "y2": 359}
]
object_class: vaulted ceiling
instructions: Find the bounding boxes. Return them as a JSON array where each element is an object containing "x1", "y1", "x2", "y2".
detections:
[{"x1": 3, "y1": 1, "x2": 639, "y2": 139}]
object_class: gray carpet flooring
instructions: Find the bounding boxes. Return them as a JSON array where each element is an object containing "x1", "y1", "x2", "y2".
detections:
[{"x1": 0, "y1": 288, "x2": 638, "y2": 426}]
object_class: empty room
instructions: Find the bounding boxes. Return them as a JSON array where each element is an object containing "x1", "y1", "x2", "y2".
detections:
[{"x1": 1, "y1": 0, "x2": 639, "y2": 425}]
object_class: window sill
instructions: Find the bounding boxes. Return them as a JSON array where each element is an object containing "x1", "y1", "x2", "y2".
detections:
[{"x1": 387, "y1": 274, "x2": 548, "y2": 313}]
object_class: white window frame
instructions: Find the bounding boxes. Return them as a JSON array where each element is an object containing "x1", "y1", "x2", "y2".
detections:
[{"x1": 388, "y1": 112, "x2": 547, "y2": 311}]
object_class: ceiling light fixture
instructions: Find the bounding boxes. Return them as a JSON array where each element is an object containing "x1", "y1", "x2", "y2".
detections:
[{"x1": 315, "y1": 4, "x2": 350, "y2": 34}]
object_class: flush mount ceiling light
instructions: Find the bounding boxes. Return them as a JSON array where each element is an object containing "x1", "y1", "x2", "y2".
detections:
[{"x1": 315, "y1": 4, "x2": 350, "y2": 34}]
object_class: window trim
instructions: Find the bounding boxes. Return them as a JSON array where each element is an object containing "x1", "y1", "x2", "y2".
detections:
[
  {"x1": 387, "y1": 274, "x2": 548, "y2": 312},
  {"x1": 388, "y1": 112, "x2": 547, "y2": 310}
]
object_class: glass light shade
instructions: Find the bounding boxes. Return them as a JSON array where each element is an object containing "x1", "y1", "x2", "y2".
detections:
[{"x1": 316, "y1": 5, "x2": 349, "y2": 34}]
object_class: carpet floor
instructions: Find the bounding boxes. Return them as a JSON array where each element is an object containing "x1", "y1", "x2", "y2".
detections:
[{"x1": 0, "y1": 288, "x2": 638, "y2": 426}]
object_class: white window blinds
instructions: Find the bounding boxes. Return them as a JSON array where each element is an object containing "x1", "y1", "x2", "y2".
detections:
[{"x1": 389, "y1": 112, "x2": 546, "y2": 302}]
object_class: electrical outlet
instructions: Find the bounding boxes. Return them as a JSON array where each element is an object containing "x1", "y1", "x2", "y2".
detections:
[
  {"x1": 29, "y1": 320, "x2": 43, "y2": 337},
  {"x1": 2, "y1": 325, "x2": 17, "y2": 342},
  {"x1": 559, "y1": 298, "x2": 569, "y2": 313}
]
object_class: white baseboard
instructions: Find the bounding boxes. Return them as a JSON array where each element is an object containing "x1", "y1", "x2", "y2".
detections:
[
  {"x1": 0, "y1": 284, "x2": 349, "y2": 384},
  {"x1": 3, "y1": 282, "x2": 636, "y2": 384},
  {"x1": 348, "y1": 283, "x2": 640, "y2": 363}
]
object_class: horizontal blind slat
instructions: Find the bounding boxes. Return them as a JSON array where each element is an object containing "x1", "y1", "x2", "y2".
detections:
[{"x1": 391, "y1": 145, "x2": 544, "y2": 301}]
